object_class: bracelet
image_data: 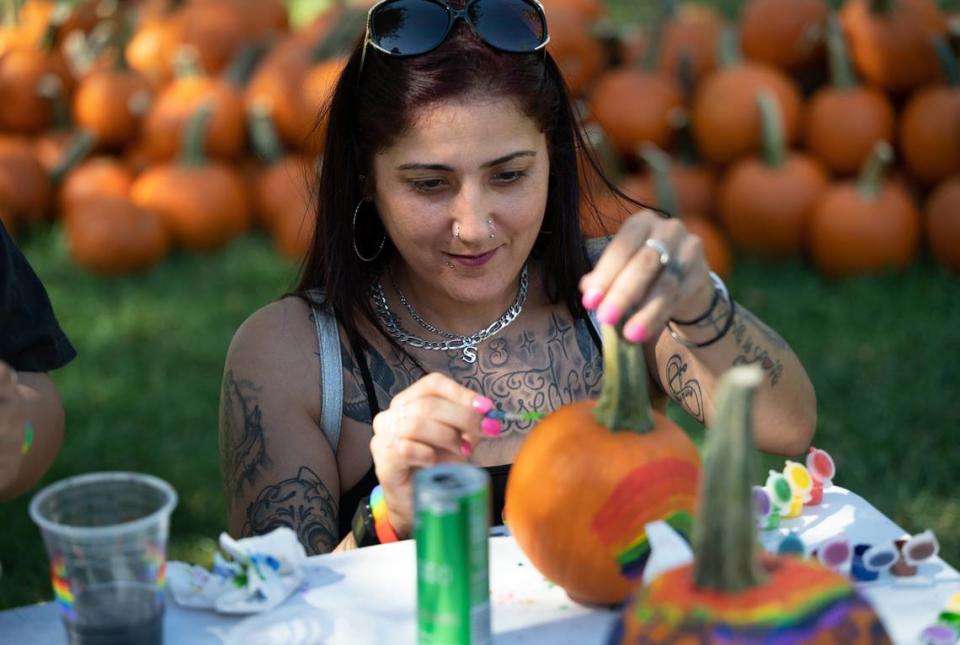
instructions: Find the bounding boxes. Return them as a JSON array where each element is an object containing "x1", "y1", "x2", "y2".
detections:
[
  {"x1": 666, "y1": 275, "x2": 737, "y2": 349},
  {"x1": 670, "y1": 271, "x2": 723, "y2": 326},
  {"x1": 21, "y1": 421, "x2": 33, "y2": 456},
  {"x1": 370, "y1": 485, "x2": 400, "y2": 543}
]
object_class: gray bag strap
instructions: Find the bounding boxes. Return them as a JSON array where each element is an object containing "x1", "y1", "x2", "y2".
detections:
[{"x1": 307, "y1": 290, "x2": 343, "y2": 453}]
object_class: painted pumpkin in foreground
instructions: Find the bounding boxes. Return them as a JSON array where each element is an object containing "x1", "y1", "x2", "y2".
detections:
[
  {"x1": 505, "y1": 326, "x2": 701, "y2": 605},
  {"x1": 611, "y1": 366, "x2": 891, "y2": 643}
]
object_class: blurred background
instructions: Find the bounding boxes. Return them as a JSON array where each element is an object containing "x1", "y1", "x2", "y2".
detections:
[{"x1": 1, "y1": 0, "x2": 958, "y2": 609}]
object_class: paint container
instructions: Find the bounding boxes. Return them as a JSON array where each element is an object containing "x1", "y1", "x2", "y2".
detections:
[{"x1": 414, "y1": 464, "x2": 491, "y2": 645}]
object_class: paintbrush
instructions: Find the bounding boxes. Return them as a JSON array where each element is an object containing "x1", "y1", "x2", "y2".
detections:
[{"x1": 483, "y1": 409, "x2": 547, "y2": 423}]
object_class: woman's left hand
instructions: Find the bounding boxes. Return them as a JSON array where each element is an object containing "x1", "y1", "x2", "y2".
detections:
[{"x1": 579, "y1": 210, "x2": 715, "y2": 343}]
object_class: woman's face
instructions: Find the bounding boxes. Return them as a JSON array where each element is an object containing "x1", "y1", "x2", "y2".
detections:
[{"x1": 370, "y1": 96, "x2": 549, "y2": 307}]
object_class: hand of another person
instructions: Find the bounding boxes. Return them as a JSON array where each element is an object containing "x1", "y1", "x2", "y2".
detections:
[
  {"x1": 369, "y1": 373, "x2": 497, "y2": 538},
  {"x1": 580, "y1": 211, "x2": 716, "y2": 343},
  {"x1": 0, "y1": 361, "x2": 28, "y2": 492}
]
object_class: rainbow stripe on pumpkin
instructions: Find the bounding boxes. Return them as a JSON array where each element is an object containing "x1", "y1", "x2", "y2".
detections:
[
  {"x1": 593, "y1": 458, "x2": 699, "y2": 580},
  {"x1": 50, "y1": 555, "x2": 77, "y2": 621}
]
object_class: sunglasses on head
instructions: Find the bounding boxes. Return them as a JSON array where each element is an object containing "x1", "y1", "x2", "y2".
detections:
[{"x1": 360, "y1": 0, "x2": 549, "y2": 71}]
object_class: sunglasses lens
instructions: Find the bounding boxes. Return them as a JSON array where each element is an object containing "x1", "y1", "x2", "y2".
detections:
[
  {"x1": 469, "y1": 0, "x2": 546, "y2": 52},
  {"x1": 371, "y1": 0, "x2": 450, "y2": 55}
]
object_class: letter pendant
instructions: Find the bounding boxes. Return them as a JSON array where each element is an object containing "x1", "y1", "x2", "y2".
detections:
[{"x1": 462, "y1": 345, "x2": 477, "y2": 364}]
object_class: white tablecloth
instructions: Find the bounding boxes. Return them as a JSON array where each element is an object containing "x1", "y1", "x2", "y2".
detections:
[{"x1": 1, "y1": 487, "x2": 958, "y2": 644}]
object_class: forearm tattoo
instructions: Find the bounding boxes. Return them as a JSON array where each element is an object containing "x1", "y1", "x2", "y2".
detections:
[
  {"x1": 220, "y1": 370, "x2": 271, "y2": 498},
  {"x1": 666, "y1": 354, "x2": 705, "y2": 423},
  {"x1": 730, "y1": 308, "x2": 787, "y2": 387},
  {"x1": 242, "y1": 466, "x2": 339, "y2": 555}
]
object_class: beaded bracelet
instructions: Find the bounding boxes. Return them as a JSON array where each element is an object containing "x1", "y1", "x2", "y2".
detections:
[
  {"x1": 369, "y1": 485, "x2": 400, "y2": 543},
  {"x1": 21, "y1": 421, "x2": 33, "y2": 456},
  {"x1": 666, "y1": 272, "x2": 737, "y2": 349}
]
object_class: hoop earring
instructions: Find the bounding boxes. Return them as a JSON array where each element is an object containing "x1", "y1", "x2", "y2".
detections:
[{"x1": 352, "y1": 199, "x2": 385, "y2": 262}]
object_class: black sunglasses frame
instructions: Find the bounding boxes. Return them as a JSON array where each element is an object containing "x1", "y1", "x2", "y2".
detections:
[{"x1": 359, "y1": 0, "x2": 550, "y2": 73}]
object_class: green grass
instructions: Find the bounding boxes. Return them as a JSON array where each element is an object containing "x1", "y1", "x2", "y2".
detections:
[{"x1": 1, "y1": 225, "x2": 958, "y2": 609}]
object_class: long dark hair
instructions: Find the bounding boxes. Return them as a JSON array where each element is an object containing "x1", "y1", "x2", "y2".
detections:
[{"x1": 295, "y1": 17, "x2": 636, "y2": 351}]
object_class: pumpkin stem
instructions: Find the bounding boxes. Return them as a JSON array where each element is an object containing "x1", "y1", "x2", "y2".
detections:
[
  {"x1": 641, "y1": 12, "x2": 666, "y2": 71},
  {"x1": 49, "y1": 129, "x2": 97, "y2": 184},
  {"x1": 583, "y1": 121, "x2": 624, "y2": 186},
  {"x1": 111, "y1": 12, "x2": 135, "y2": 71},
  {"x1": 856, "y1": 141, "x2": 893, "y2": 201},
  {"x1": 593, "y1": 325, "x2": 655, "y2": 434},
  {"x1": 311, "y1": 7, "x2": 368, "y2": 62},
  {"x1": 692, "y1": 365, "x2": 767, "y2": 593},
  {"x1": 172, "y1": 46, "x2": 203, "y2": 79},
  {"x1": 39, "y1": 5, "x2": 66, "y2": 52},
  {"x1": 640, "y1": 143, "x2": 679, "y2": 217},
  {"x1": 826, "y1": 15, "x2": 857, "y2": 90},
  {"x1": 676, "y1": 50, "x2": 697, "y2": 101},
  {"x1": 868, "y1": 0, "x2": 894, "y2": 14},
  {"x1": 718, "y1": 26, "x2": 742, "y2": 68},
  {"x1": 757, "y1": 91, "x2": 785, "y2": 169},
  {"x1": 180, "y1": 103, "x2": 214, "y2": 168},
  {"x1": 225, "y1": 42, "x2": 268, "y2": 88},
  {"x1": 248, "y1": 102, "x2": 284, "y2": 165},
  {"x1": 932, "y1": 36, "x2": 959, "y2": 87}
]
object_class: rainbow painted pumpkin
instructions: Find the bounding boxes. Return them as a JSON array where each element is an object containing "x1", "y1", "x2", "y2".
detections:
[
  {"x1": 610, "y1": 367, "x2": 891, "y2": 643},
  {"x1": 505, "y1": 326, "x2": 701, "y2": 605}
]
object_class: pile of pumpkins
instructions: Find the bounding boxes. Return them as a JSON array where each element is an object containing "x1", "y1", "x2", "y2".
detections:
[{"x1": 1, "y1": 0, "x2": 958, "y2": 277}]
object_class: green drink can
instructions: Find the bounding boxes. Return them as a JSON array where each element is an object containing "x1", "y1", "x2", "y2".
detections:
[{"x1": 414, "y1": 463, "x2": 491, "y2": 645}]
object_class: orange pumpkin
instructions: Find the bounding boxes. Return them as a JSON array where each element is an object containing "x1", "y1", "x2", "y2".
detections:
[
  {"x1": 583, "y1": 173, "x2": 650, "y2": 239},
  {"x1": 719, "y1": 93, "x2": 829, "y2": 258},
  {"x1": 178, "y1": 0, "x2": 249, "y2": 75},
  {"x1": 634, "y1": 161, "x2": 717, "y2": 221},
  {"x1": 924, "y1": 176, "x2": 960, "y2": 272},
  {"x1": 132, "y1": 104, "x2": 251, "y2": 251},
  {"x1": 805, "y1": 17, "x2": 895, "y2": 175},
  {"x1": 589, "y1": 67, "x2": 684, "y2": 156},
  {"x1": 125, "y1": 13, "x2": 185, "y2": 88},
  {"x1": 898, "y1": 41, "x2": 960, "y2": 184},
  {"x1": 0, "y1": 136, "x2": 52, "y2": 223},
  {"x1": 614, "y1": 367, "x2": 891, "y2": 644},
  {"x1": 545, "y1": 5, "x2": 604, "y2": 96},
  {"x1": 233, "y1": 0, "x2": 289, "y2": 40},
  {"x1": 60, "y1": 156, "x2": 134, "y2": 215},
  {"x1": 740, "y1": 0, "x2": 829, "y2": 71},
  {"x1": 658, "y1": 1, "x2": 723, "y2": 85},
  {"x1": 541, "y1": 0, "x2": 606, "y2": 22},
  {"x1": 65, "y1": 196, "x2": 171, "y2": 276},
  {"x1": 691, "y1": 32, "x2": 803, "y2": 166},
  {"x1": 299, "y1": 57, "x2": 347, "y2": 157},
  {"x1": 506, "y1": 326, "x2": 701, "y2": 605},
  {"x1": 0, "y1": 39, "x2": 74, "y2": 134},
  {"x1": 808, "y1": 141, "x2": 921, "y2": 277},
  {"x1": 73, "y1": 67, "x2": 153, "y2": 150},
  {"x1": 840, "y1": 0, "x2": 947, "y2": 92}
]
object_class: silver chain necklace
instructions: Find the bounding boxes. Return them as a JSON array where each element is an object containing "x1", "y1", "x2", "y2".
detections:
[{"x1": 371, "y1": 265, "x2": 528, "y2": 364}]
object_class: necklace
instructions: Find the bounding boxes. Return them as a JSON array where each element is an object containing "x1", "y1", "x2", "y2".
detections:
[{"x1": 371, "y1": 265, "x2": 528, "y2": 364}]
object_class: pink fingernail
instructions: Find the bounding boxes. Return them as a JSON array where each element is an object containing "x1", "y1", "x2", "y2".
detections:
[
  {"x1": 624, "y1": 321, "x2": 647, "y2": 343},
  {"x1": 481, "y1": 418, "x2": 502, "y2": 437},
  {"x1": 581, "y1": 288, "x2": 604, "y2": 310},
  {"x1": 472, "y1": 395, "x2": 493, "y2": 415},
  {"x1": 461, "y1": 439, "x2": 472, "y2": 458},
  {"x1": 597, "y1": 302, "x2": 621, "y2": 325}
]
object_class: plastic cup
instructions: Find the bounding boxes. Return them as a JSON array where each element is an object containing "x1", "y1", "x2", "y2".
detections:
[{"x1": 29, "y1": 472, "x2": 178, "y2": 645}]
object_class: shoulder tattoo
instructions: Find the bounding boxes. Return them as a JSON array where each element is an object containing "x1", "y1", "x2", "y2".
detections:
[{"x1": 220, "y1": 370, "x2": 272, "y2": 498}]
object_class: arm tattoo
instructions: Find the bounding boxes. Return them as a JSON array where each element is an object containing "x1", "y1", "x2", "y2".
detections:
[
  {"x1": 242, "y1": 466, "x2": 339, "y2": 555},
  {"x1": 220, "y1": 370, "x2": 271, "y2": 498},
  {"x1": 666, "y1": 354, "x2": 705, "y2": 423},
  {"x1": 730, "y1": 309, "x2": 787, "y2": 387}
]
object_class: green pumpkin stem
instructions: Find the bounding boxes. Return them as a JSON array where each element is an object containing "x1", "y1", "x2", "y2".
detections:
[
  {"x1": 856, "y1": 141, "x2": 893, "y2": 201},
  {"x1": 180, "y1": 103, "x2": 214, "y2": 168},
  {"x1": 692, "y1": 365, "x2": 767, "y2": 592},
  {"x1": 757, "y1": 91, "x2": 785, "y2": 169},
  {"x1": 248, "y1": 103, "x2": 284, "y2": 165},
  {"x1": 932, "y1": 37, "x2": 959, "y2": 87},
  {"x1": 49, "y1": 129, "x2": 96, "y2": 184},
  {"x1": 3, "y1": 0, "x2": 24, "y2": 27},
  {"x1": 172, "y1": 46, "x2": 202, "y2": 79},
  {"x1": 640, "y1": 143, "x2": 679, "y2": 217},
  {"x1": 225, "y1": 42, "x2": 267, "y2": 88},
  {"x1": 593, "y1": 325, "x2": 655, "y2": 434},
  {"x1": 826, "y1": 15, "x2": 857, "y2": 90},
  {"x1": 868, "y1": 0, "x2": 893, "y2": 14},
  {"x1": 311, "y1": 7, "x2": 368, "y2": 62},
  {"x1": 718, "y1": 26, "x2": 742, "y2": 68}
]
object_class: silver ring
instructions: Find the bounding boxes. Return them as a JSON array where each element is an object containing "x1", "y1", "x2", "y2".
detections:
[
  {"x1": 665, "y1": 257, "x2": 684, "y2": 280},
  {"x1": 644, "y1": 238, "x2": 671, "y2": 268}
]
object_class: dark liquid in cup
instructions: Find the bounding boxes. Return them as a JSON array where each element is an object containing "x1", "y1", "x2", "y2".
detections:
[{"x1": 65, "y1": 584, "x2": 163, "y2": 645}]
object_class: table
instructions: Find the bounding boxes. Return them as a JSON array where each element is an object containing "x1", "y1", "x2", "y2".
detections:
[{"x1": 2, "y1": 487, "x2": 958, "y2": 644}]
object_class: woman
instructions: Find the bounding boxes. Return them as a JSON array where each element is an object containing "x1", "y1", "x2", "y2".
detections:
[{"x1": 219, "y1": 0, "x2": 816, "y2": 555}]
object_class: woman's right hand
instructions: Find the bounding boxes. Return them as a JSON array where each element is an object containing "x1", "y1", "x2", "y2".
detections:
[{"x1": 369, "y1": 373, "x2": 499, "y2": 538}]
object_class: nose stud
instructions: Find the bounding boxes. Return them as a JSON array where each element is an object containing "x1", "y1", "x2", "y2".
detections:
[
  {"x1": 454, "y1": 224, "x2": 461, "y2": 240},
  {"x1": 487, "y1": 218, "x2": 495, "y2": 239}
]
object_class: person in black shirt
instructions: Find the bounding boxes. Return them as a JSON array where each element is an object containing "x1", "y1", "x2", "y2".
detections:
[{"x1": 0, "y1": 222, "x2": 76, "y2": 500}]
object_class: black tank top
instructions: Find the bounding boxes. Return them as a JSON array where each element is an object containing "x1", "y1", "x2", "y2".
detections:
[{"x1": 335, "y1": 311, "x2": 602, "y2": 541}]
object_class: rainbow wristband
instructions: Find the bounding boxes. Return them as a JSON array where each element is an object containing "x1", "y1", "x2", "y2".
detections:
[
  {"x1": 370, "y1": 485, "x2": 399, "y2": 543},
  {"x1": 21, "y1": 421, "x2": 33, "y2": 456}
]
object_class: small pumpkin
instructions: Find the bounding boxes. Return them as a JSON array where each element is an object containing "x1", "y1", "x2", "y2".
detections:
[
  {"x1": 718, "y1": 92, "x2": 829, "y2": 258},
  {"x1": 740, "y1": 0, "x2": 829, "y2": 72},
  {"x1": 924, "y1": 176, "x2": 960, "y2": 273},
  {"x1": 73, "y1": 60, "x2": 153, "y2": 150},
  {"x1": 840, "y1": 0, "x2": 947, "y2": 92},
  {"x1": 177, "y1": 0, "x2": 249, "y2": 76},
  {"x1": 898, "y1": 39, "x2": 960, "y2": 184},
  {"x1": 299, "y1": 57, "x2": 347, "y2": 157},
  {"x1": 506, "y1": 325, "x2": 701, "y2": 606},
  {"x1": 805, "y1": 16, "x2": 895, "y2": 175},
  {"x1": 131, "y1": 103, "x2": 252, "y2": 251},
  {"x1": 125, "y1": 12, "x2": 185, "y2": 88},
  {"x1": 808, "y1": 141, "x2": 921, "y2": 277},
  {"x1": 0, "y1": 25, "x2": 74, "y2": 134},
  {"x1": 233, "y1": 0, "x2": 289, "y2": 41},
  {"x1": 657, "y1": 0, "x2": 723, "y2": 86},
  {"x1": 611, "y1": 366, "x2": 892, "y2": 643},
  {"x1": 541, "y1": 0, "x2": 606, "y2": 22},
  {"x1": 65, "y1": 196, "x2": 170, "y2": 276},
  {"x1": 0, "y1": 136, "x2": 52, "y2": 223},
  {"x1": 691, "y1": 30, "x2": 803, "y2": 166},
  {"x1": 545, "y1": 5, "x2": 605, "y2": 96},
  {"x1": 59, "y1": 155, "x2": 134, "y2": 216}
]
